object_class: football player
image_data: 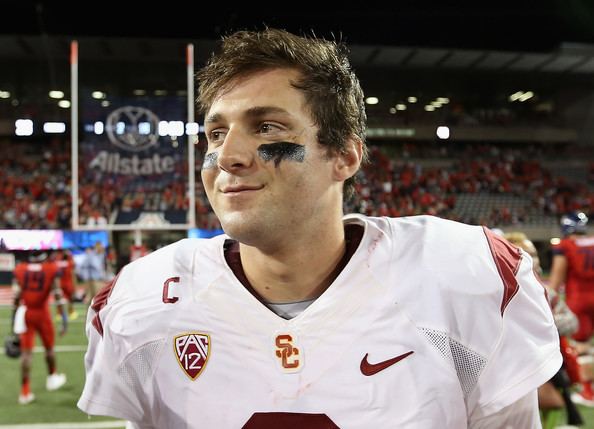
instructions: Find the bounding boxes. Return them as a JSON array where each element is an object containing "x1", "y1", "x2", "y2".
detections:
[
  {"x1": 53, "y1": 249, "x2": 78, "y2": 320},
  {"x1": 12, "y1": 251, "x2": 67, "y2": 404},
  {"x1": 78, "y1": 28, "x2": 561, "y2": 428},
  {"x1": 550, "y1": 211, "x2": 594, "y2": 406},
  {"x1": 505, "y1": 231, "x2": 582, "y2": 426}
]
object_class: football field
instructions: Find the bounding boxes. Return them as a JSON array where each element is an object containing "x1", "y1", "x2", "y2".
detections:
[{"x1": 1, "y1": 304, "x2": 594, "y2": 428}]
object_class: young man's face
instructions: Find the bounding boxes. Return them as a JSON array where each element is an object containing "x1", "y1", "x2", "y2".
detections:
[{"x1": 201, "y1": 68, "x2": 346, "y2": 247}]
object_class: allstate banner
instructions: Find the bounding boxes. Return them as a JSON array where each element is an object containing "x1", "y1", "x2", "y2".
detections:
[{"x1": 80, "y1": 95, "x2": 189, "y2": 227}]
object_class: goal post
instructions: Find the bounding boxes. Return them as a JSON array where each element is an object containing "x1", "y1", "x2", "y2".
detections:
[{"x1": 70, "y1": 41, "x2": 197, "y2": 234}]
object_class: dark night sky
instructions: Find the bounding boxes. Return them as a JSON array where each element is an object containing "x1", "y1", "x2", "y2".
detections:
[{"x1": 3, "y1": 1, "x2": 594, "y2": 52}]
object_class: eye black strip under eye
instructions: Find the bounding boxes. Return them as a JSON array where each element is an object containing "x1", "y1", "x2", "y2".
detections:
[
  {"x1": 257, "y1": 142, "x2": 305, "y2": 167},
  {"x1": 202, "y1": 152, "x2": 218, "y2": 169}
]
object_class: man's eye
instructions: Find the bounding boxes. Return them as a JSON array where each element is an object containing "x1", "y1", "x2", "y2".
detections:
[
  {"x1": 259, "y1": 123, "x2": 281, "y2": 134},
  {"x1": 209, "y1": 130, "x2": 225, "y2": 142}
]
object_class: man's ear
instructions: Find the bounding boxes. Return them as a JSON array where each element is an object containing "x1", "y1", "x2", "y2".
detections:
[{"x1": 333, "y1": 136, "x2": 363, "y2": 182}]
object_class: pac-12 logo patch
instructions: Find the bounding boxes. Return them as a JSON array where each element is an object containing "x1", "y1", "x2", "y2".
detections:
[{"x1": 173, "y1": 332, "x2": 210, "y2": 380}]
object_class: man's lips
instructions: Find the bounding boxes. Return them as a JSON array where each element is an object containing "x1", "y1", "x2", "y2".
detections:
[{"x1": 221, "y1": 185, "x2": 264, "y2": 193}]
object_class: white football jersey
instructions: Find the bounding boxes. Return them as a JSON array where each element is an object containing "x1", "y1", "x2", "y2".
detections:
[{"x1": 78, "y1": 215, "x2": 561, "y2": 428}]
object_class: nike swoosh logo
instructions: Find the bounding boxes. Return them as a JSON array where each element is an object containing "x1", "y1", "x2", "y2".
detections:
[{"x1": 360, "y1": 351, "x2": 414, "y2": 376}]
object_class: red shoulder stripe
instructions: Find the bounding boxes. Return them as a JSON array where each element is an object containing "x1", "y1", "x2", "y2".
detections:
[
  {"x1": 91, "y1": 272, "x2": 120, "y2": 337},
  {"x1": 482, "y1": 227, "x2": 522, "y2": 316}
]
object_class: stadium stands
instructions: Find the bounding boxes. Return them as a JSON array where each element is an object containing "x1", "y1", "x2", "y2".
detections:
[{"x1": 2, "y1": 137, "x2": 592, "y2": 238}]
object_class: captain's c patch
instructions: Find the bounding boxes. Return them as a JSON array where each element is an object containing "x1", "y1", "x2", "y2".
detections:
[{"x1": 174, "y1": 332, "x2": 211, "y2": 380}]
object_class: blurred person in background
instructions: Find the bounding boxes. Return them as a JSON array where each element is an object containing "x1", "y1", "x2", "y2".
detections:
[
  {"x1": 505, "y1": 231, "x2": 583, "y2": 427},
  {"x1": 105, "y1": 247, "x2": 118, "y2": 281},
  {"x1": 550, "y1": 211, "x2": 594, "y2": 407},
  {"x1": 79, "y1": 241, "x2": 107, "y2": 303},
  {"x1": 53, "y1": 249, "x2": 78, "y2": 320},
  {"x1": 129, "y1": 243, "x2": 148, "y2": 263},
  {"x1": 12, "y1": 250, "x2": 68, "y2": 405}
]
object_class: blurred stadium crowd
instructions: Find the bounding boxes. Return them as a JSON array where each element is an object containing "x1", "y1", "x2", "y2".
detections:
[{"x1": 2, "y1": 136, "x2": 592, "y2": 232}]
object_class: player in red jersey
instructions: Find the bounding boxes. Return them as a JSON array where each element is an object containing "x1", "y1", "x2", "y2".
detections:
[
  {"x1": 550, "y1": 211, "x2": 594, "y2": 406},
  {"x1": 550, "y1": 212, "x2": 594, "y2": 341},
  {"x1": 12, "y1": 251, "x2": 68, "y2": 404},
  {"x1": 506, "y1": 231, "x2": 583, "y2": 426},
  {"x1": 53, "y1": 249, "x2": 78, "y2": 320}
]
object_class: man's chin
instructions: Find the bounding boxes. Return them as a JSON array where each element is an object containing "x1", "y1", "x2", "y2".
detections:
[{"x1": 220, "y1": 220, "x2": 261, "y2": 244}]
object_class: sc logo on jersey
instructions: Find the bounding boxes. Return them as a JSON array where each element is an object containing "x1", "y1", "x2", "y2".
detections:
[
  {"x1": 275, "y1": 334, "x2": 302, "y2": 373},
  {"x1": 173, "y1": 332, "x2": 210, "y2": 380}
]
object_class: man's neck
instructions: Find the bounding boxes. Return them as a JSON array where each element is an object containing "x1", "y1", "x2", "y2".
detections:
[{"x1": 238, "y1": 224, "x2": 347, "y2": 303}]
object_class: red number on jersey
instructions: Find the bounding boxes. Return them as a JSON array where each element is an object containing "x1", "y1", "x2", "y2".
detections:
[
  {"x1": 243, "y1": 413, "x2": 338, "y2": 428},
  {"x1": 24, "y1": 271, "x2": 45, "y2": 292}
]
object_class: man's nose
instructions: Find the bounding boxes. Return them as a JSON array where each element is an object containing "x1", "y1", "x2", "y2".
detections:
[{"x1": 217, "y1": 128, "x2": 255, "y2": 174}]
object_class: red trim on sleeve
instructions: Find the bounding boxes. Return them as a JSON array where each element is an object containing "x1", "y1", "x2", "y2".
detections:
[
  {"x1": 482, "y1": 227, "x2": 523, "y2": 316},
  {"x1": 91, "y1": 272, "x2": 120, "y2": 337}
]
